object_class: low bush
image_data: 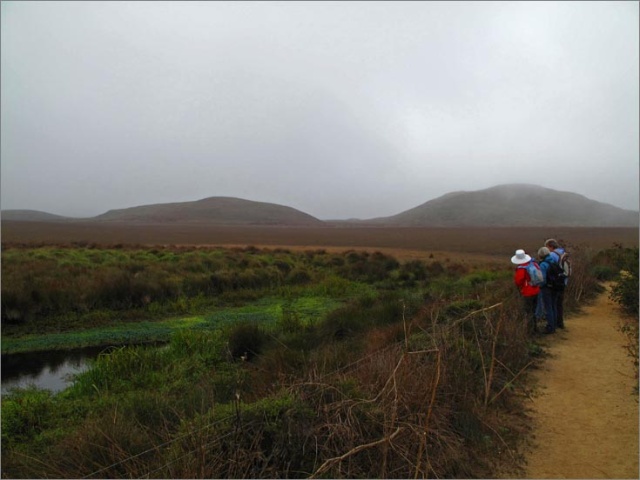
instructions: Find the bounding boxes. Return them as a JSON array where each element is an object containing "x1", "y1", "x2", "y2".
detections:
[
  {"x1": 226, "y1": 322, "x2": 270, "y2": 360},
  {"x1": 317, "y1": 292, "x2": 413, "y2": 341},
  {"x1": 1, "y1": 387, "x2": 55, "y2": 447},
  {"x1": 605, "y1": 246, "x2": 639, "y2": 389},
  {"x1": 608, "y1": 247, "x2": 639, "y2": 317}
]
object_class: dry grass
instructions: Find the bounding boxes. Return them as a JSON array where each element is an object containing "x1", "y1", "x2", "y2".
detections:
[{"x1": 3, "y1": 221, "x2": 636, "y2": 257}]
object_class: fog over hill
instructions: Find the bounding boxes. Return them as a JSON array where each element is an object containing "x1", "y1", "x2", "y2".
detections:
[
  {"x1": 369, "y1": 184, "x2": 639, "y2": 227},
  {"x1": 2, "y1": 185, "x2": 638, "y2": 227}
]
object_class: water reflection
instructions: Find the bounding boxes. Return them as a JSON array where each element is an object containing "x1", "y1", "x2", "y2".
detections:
[{"x1": 1, "y1": 346, "x2": 108, "y2": 394}]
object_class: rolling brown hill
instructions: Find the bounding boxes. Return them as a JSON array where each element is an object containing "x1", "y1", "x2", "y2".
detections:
[
  {"x1": 1, "y1": 210, "x2": 74, "y2": 222},
  {"x1": 91, "y1": 197, "x2": 323, "y2": 226},
  {"x1": 369, "y1": 184, "x2": 639, "y2": 227}
]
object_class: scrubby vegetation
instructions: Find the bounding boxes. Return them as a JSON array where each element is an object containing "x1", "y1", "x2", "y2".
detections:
[
  {"x1": 600, "y1": 245, "x2": 639, "y2": 316},
  {"x1": 1, "y1": 242, "x2": 606, "y2": 478},
  {"x1": 593, "y1": 244, "x2": 639, "y2": 388},
  {"x1": 1, "y1": 244, "x2": 390, "y2": 342}
]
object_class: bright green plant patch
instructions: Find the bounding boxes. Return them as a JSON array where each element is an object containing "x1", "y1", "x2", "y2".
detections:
[{"x1": 2, "y1": 296, "x2": 344, "y2": 354}]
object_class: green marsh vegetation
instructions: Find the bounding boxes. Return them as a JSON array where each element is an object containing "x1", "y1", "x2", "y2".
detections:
[
  {"x1": 1, "y1": 242, "x2": 604, "y2": 478},
  {"x1": 1, "y1": 244, "x2": 378, "y2": 352}
]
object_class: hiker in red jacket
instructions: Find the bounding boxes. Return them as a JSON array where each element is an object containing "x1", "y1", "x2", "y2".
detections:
[{"x1": 511, "y1": 249, "x2": 541, "y2": 333}]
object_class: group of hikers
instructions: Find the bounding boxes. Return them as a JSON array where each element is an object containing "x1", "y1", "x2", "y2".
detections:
[{"x1": 511, "y1": 238, "x2": 570, "y2": 334}]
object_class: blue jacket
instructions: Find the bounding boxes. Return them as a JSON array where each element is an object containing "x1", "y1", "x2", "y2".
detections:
[
  {"x1": 549, "y1": 247, "x2": 565, "y2": 264},
  {"x1": 539, "y1": 255, "x2": 558, "y2": 287}
]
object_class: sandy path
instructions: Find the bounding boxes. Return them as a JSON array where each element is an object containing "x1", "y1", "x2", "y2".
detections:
[{"x1": 523, "y1": 285, "x2": 638, "y2": 479}]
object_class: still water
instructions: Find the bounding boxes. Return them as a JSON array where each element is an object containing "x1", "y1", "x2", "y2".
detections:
[{"x1": 1, "y1": 346, "x2": 109, "y2": 395}]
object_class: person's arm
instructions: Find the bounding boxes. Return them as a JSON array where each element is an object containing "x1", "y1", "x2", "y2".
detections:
[
  {"x1": 514, "y1": 267, "x2": 527, "y2": 289},
  {"x1": 539, "y1": 261, "x2": 548, "y2": 283}
]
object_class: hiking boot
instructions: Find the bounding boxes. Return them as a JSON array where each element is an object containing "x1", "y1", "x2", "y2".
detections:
[
  {"x1": 557, "y1": 322, "x2": 565, "y2": 329},
  {"x1": 544, "y1": 326, "x2": 556, "y2": 334}
]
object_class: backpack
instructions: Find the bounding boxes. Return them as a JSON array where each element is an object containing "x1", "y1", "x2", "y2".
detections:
[
  {"x1": 519, "y1": 261, "x2": 544, "y2": 287},
  {"x1": 545, "y1": 259, "x2": 566, "y2": 290},
  {"x1": 555, "y1": 251, "x2": 571, "y2": 278}
]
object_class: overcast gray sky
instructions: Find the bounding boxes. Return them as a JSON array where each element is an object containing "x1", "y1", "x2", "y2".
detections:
[{"x1": 2, "y1": 1, "x2": 638, "y2": 219}]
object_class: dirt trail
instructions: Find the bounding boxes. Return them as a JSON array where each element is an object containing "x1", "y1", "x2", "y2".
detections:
[{"x1": 523, "y1": 285, "x2": 638, "y2": 479}]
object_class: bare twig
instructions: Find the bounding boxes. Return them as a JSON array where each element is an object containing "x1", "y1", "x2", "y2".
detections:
[
  {"x1": 490, "y1": 360, "x2": 535, "y2": 404},
  {"x1": 484, "y1": 311, "x2": 503, "y2": 407},
  {"x1": 309, "y1": 427, "x2": 403, "y2": 478},
  {"x1": 414, "y1": 348, "x2": 442, "y2": 479},
  {"x1": 449, "y1": 302, "x2": 504, "y2": 329}
]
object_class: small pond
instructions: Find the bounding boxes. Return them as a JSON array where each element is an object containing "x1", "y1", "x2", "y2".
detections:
[{"x1": 1, "y1": 346, "x2": 113, "y2": 395}]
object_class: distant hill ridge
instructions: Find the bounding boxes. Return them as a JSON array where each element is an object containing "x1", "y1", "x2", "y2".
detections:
[
  {"x1": 0, "y1": 210, "x2": 73, "y2": 222},
  {"x1": 369, "y1": 184, "x2": 639, "y2": 227},
  {"x1": 93, "y1": 197, "x2": 323, "y2": 226},
  {"x1": 2, "y1": 185, "x2": 638, "y2": 227}
]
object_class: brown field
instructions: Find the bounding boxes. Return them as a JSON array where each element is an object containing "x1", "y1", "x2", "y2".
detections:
[{"x1": 2, "y1": 221, "x2": 637, "y2": 264}]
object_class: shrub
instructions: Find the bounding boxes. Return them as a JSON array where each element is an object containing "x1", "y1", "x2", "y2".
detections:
[
  {"x1": 591, "y1": 264, "x2": 618, "y2": 281},
  {"x1": 400, "y1": 259, "x2": 428, "y2": 282},
  {"x1": 227, "y1": 322, "x2": 269, "y2": 360},
  {"x1": 1, "y1": 290, "x2": 30, "y2": 325},
  {"x1": 607, "y1": 247, "x2": 639, "y2": 389},
  {"x1": 169, "y1": 329, "x2": 226, "y2": 365},
  {"x1": 318, "y1": 293, "x2": 411, "y2": 341},
  {"x1": 276, "y1": 302, "x2": 303, "y2": 333},
  {"x1": 441, "y1": 299, "x2": 483, "y2": 321},
  {"x1": 1, "y1": 387, "x2": 55, "y2": 447},
  {"x1": 157, "y1": 393, "x2": 315, "y2": 479},
  {"x1": 286, "y1": 268, "x2": 312, "y2": 285},
  {"x1": 610, "y1": 271, "x2": 639, "y2": 317},
  {"x1": 609, "y1": 247, "x2": 639, "y2": 317}
]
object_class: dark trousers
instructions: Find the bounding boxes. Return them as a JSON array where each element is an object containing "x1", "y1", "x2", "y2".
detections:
[
  {"x1": 539, "y1": 288, "x2": 558, "y2": 332},
  {"x1": 555, "y1": 289, "x2": 565, "y2": 327},
  {"x1": 523, "y1": 294, "x2": 538, "y2": 332}
]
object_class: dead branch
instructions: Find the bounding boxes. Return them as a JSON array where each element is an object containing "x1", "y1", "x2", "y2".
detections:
[{"x1": 309, "y1": 427, "x2": 403, "y2": 478}]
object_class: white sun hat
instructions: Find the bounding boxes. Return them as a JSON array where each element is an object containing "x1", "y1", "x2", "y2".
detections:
[{"x1": 511, "y1": 249, "x2": 531, "y2": 265}]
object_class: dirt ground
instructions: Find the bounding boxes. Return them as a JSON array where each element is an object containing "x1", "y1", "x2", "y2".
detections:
[{"x1": 522, "y1": 286, "x2": 639, "y2": 479}]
